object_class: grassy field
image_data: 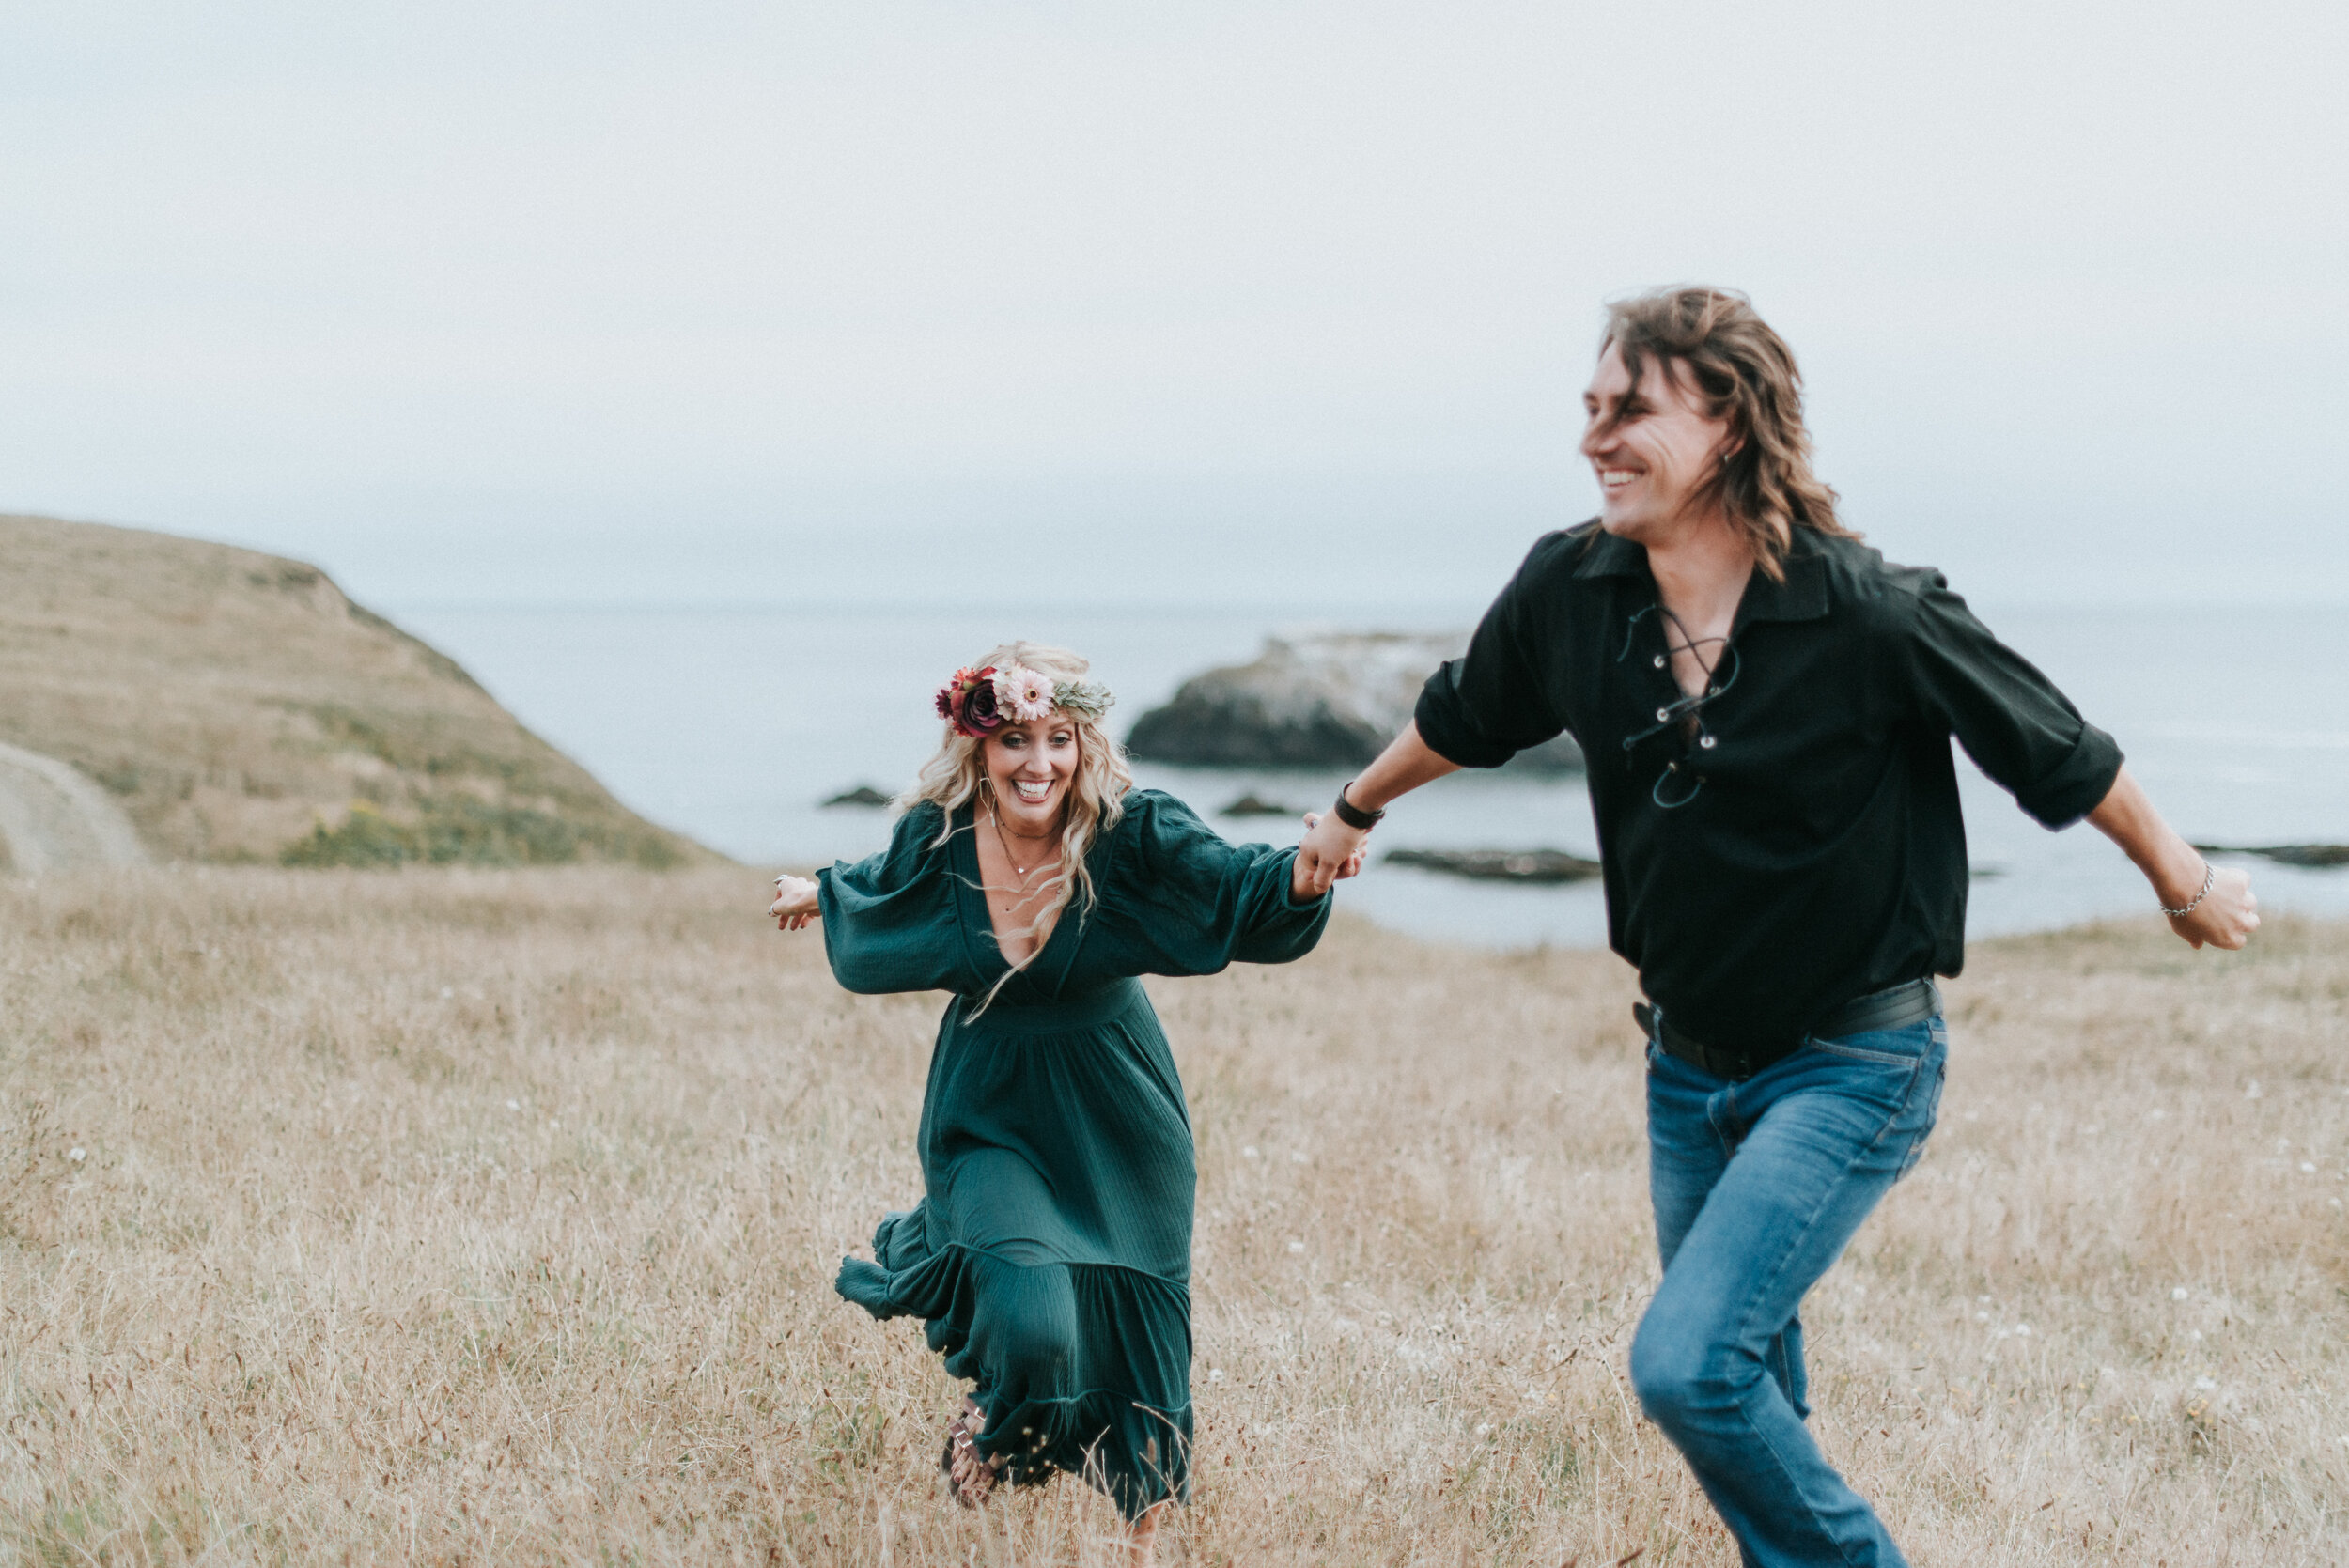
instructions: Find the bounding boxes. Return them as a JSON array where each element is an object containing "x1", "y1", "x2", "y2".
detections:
[{"x1": 1, "y1": 866, "x2": 2343, "y2": 1564}]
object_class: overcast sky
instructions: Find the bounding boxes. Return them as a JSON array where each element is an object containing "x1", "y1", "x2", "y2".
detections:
[{"x1": 2, "y1": 2, "x2": 2341, "y2": 611}]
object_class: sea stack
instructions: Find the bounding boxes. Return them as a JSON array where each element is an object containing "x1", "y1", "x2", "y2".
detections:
[{"x1": 1126, "y1": 631, "x2": 1583, "y2": 772}]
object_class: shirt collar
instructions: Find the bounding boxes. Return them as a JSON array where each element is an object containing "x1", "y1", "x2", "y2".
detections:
[
  {"x1": 1569, "y1": 526, "x2": 1648, "y2": 580},
  {"x1": 1737, "y1": 546, "x2": 1829, "y2": 626},
  {"x1": 1571, "y1": 522, "x2": 1830, "y2": 625}
]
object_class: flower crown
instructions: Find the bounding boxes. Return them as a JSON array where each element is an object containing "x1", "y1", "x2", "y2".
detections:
[{"x1": 935, "y1": 663, "x2": 1113, "y2": 739}]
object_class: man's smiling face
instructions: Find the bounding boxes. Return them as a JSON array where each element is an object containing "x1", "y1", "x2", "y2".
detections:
[{"x1": 1580, "y1": 340, "x2": 1737, "y2": 544}]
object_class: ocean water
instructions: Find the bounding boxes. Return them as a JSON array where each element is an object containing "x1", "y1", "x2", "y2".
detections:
[{"x1": 390, "y1": 601, "x2": 2349, "y2": 949}]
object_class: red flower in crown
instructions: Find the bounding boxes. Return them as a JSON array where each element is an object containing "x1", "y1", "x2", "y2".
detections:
[{"x1": 934, "y1": 665, "x2": 1006, "y2": 739}]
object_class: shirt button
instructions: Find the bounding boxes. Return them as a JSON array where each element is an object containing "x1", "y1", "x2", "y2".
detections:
[
  {"x1": 1656, "y1": 707, "x2": 1671, "y2": 722},
  {"x1": 1653, "y1": 654, "x2": 1666, "y2": 668},
  {"x1": 1700, "y1": 735, "x2": 1719, "y2": 750}
]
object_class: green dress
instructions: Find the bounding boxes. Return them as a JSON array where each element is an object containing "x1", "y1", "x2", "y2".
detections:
[{"x1": 822, "y1": 789, "x2": 1330, "y2": 1518}]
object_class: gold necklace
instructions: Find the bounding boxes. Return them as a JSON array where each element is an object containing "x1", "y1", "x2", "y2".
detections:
[{"x1": 989, "y1": 804, "x2": 1059, "y2": 879}]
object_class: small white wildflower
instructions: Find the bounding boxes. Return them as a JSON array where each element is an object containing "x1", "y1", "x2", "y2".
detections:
[
  {"x1": 1287, "y1": 1240, "x2": 1305, "y2": 1254},
  {"x1": 2303, "y1": 1162, "x2": 2318, "y2": 1173},
  {"x1": 1474, "y1": 1422, "x2": 1494, "y2": 1436},
  {"x1": 506, "y1": 1099, "x2": 521, "y2": 1111},
  {"x1": 1242, "y1": 1146, "x2": 1260, "y2": 1160},
  {"x1": 1290, "y1": 1150, "x2": 1309, "y2": 1164},
  {"x1": 2015, "y1": 1324, "x2": 2032, "y2": 1337},
  {"x1": 2245, "y1": 1080, "x2": 2263, "y2": 1099},
  {"x1": 1207, "y1": 1367, "x2": 1225, "y2": 1384},
  {"x1": 2195, "y1": 1376, "x2": 2217, "y2": 1391},
  {"x1": 2171, "y1": 1287, "x2": 2190, "y2": 1301},
  {"x1": 67, "y1": 1146, "x2": 86, "y2": 1163},
  {"x1": 2189, "y1": 1330, "x2": 2203, "y2": 1342},
  {"x1": 1975, "y1": 1312, "x2": 1990, "y2": 1323}
]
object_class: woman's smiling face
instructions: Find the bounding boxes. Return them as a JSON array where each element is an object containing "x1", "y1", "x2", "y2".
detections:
[{"x1": 982, "y1": 714, "x2": 1079, "y2": 836}]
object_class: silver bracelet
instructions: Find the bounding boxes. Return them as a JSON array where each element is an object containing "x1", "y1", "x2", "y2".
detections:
[{"x1": 2160, "y1": 861, "x2": 2215, "y2": 919}]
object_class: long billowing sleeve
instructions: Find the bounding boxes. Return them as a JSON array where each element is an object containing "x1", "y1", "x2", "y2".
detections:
[
  {"x1": 1102, "y1": 791, "x2": 1330, "y2": 976},
  {"x1": 1414, "y1": 534, "x2": 1576, "y2": 768},
  {"x1": 1901, "y1": 575, "x2": 2123, "y2": 829},
  {"x1": 816, "y1": 802, "x2": 971, "y2": 995}
]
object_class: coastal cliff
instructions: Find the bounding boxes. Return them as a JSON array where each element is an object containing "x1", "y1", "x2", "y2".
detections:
[{"x1": 0, "y1": 513, "x2": 715, "y2": 867}]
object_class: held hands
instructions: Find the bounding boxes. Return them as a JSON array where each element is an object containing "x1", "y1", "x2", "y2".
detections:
[
  {"x1": 2167, "y1": 862, "x2": 2258, "y2": 951},
  {"x1": 1293, "y1": 811, "x2": 1369, "y2": 900},
  {"x1": 770, "y1": 874, "x2": 820, "y2": 931}
]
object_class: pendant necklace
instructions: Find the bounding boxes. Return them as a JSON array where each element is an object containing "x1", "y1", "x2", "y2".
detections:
[{"x1": 989, "y1": 805, "x2": 1057, "y2": 881}]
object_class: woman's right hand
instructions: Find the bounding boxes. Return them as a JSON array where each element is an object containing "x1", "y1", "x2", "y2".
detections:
[{"x1": 770, "y1": 874, "x2": 820, "y2": 931}]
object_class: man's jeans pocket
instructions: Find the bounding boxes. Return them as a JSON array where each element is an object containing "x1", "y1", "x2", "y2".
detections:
[
  {"x1": 1806, "y1": 1017, "x2": 1948, "y2": 1179},
  {"x1": 1806, "y1": 1014, "x2": 1942, "y2": 1066}
]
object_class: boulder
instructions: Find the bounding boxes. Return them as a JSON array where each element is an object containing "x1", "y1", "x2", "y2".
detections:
[
  {"x1": 1219, "y1": 792, "x2": 1300, "y2": 817},
  {"x1": 2193, "y1": 842, "x2": 2349, "y2": 869},
  {"x1": 1383, "y1": 846, "x2": 1602, "y2": 883},
  {"x1": 1125, "y1": 631, "x2": 1583, "y2": 772}
]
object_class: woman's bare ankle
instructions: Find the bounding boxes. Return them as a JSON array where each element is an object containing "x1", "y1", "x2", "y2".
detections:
[{"x1": 1125, "y1": 1500, "x2": 1167, "y2": 1565}]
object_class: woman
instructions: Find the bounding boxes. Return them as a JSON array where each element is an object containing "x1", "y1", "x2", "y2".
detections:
[{"x1": 769, "y1": 642, "x2": 1355, "y2": 1556}]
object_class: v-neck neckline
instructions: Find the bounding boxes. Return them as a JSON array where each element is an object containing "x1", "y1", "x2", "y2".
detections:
[{"x1": 950, "y1": 801, "x2": 1081, "y2": 991}]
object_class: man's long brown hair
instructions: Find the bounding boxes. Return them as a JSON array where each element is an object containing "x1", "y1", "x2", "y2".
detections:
[{"x1": 1600, "y1": 286, "x2": 1855, "y2": 579}]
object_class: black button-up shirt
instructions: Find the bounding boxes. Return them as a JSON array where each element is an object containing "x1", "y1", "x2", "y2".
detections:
[{"x1": 1415, "y1": 521, "x2": 2123, "y2": 1045}]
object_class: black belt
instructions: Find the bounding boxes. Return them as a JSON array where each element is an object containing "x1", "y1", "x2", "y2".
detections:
[{"x1": 1633, "y1": 978, "x2": 1941, "y2": 1083}]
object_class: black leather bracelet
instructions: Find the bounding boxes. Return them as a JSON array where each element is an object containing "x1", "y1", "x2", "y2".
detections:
[{"x1": 1332, "y1": 783, "x2": 1385, "y2": 831}]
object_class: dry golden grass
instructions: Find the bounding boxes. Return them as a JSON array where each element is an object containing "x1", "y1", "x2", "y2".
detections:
[
  {"x1": 1, "y1": 866, "x2": 2343, "y2": 1564},
  {"x1": 0, "y1": 514, "x2": 707, "y2": 866}
]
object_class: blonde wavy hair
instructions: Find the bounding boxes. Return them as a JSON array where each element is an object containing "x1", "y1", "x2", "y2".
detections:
[
  {"x1": 898, "y1": 643, "x2": 1134, "y2": 981},
  {"x1": 1599, "y1": 286, "x2": 1859, "y2": 581}
]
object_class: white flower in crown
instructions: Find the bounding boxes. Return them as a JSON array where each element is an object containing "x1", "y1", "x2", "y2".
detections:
[{"x1": 994, "y1": 664, "x2": 1058, "y2": 722}]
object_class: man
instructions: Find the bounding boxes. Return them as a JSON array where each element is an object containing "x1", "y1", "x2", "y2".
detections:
[{"x1": 1294, "y1": 287, "x2": 2258, "y2": 1566}]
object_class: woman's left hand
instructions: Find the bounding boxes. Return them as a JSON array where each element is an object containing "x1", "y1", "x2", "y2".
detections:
[
  {"x1": 1294, "y1": 813, "x2": 1365, "y2": 900},
  {"x1": 770, "y1": 874, "x2": 820, "y2": 930}
]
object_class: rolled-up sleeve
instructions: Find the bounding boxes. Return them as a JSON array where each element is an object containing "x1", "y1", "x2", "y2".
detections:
[
  {"x1": 1904, "y1": 576, "x2": 2123, "y2": 828},
  {"x1": 1413, "y1": 546, "x2": 1572, "y2": 769}
]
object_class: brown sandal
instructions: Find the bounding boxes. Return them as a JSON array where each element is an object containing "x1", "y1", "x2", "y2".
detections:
[{"x1": 941, "y1": 1397, "x2": 1004, "y2": 1509}]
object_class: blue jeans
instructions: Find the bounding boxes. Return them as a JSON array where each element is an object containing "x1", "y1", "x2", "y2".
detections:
[{"x1": 1631, "y1": 1014, "x2": 1948, "y2": 1568}]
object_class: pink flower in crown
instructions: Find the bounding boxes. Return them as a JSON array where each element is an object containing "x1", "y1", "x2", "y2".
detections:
[
  {"x1": 995, "y1": 664, "x2": 1057, "y2": 722},
  {"x1": 934, "y1": 667, "x2": 976, "y2": 722}
]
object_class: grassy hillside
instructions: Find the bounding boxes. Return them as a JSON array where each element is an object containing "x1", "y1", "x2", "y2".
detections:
[{"x1": 0, "y1": 513, "x2": 714, "y2": 867}]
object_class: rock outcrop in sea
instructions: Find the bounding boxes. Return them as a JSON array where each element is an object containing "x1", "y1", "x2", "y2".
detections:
[
  {"x1": 2193, "y1": 842, "x2": 2349, "y2": 869},
  {"x1": 1384, "y1": 846, "x2": 1602, "y2": 883},
  {"x1": 1125, "y1": 631, "x2": 1584, "y2": 772}
]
